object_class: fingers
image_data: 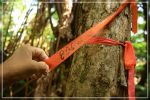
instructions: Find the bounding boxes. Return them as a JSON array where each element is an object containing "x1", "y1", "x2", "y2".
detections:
[
  {"x1": 21, "y1": 45, "x2": 50, "y2": 77},
  {"x1": 31, "y1": 61, "x2": 50, "y2": 74},
  {"x1": 30, "y1": 73, "x2": 42, "y2": 80},
  {"x1": 31, "y1": 47, "x2": 48, "y2": 61},
  {"x1": 23, "y1": 44, "x2": 48, "y2": 61},
  {"x1": 30, "y1": 74, "x2": 39, "y2": 80},
  {"x1": 18, "y1": 44, "x2": 48, "y2": 61},
  {"x1": 30, "y1": 61, "x2": 49, "y2": 80}
]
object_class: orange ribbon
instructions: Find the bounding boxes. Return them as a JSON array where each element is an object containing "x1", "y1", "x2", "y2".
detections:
[
  {"x1": 87, "y1": 37, "x2": 136, "y2": 100},
  {"x1": 131, "y1": 0, "x2": 138, "y2": 34},
  {"x1": 44, "y1": 0, "x2": 138, "y2": 99},
  {"x1": 44, "y1": 0, "x2": 129, "y2": 70}
]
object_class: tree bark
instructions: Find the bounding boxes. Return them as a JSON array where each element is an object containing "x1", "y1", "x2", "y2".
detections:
[
  {"x1": 34, "y1": 0, "x2": 132, "y2": 99},
  {"x1": 65, "y1": 0, "x2": 131, "y2": 98}
]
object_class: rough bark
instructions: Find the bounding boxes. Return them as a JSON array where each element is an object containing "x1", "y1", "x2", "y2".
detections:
[{"x1": 65, "y1": 0, "x2": 131, "y2": 98}]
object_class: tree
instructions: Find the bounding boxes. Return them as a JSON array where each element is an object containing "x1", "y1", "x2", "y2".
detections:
[
  {"x1": 64, "y1": 0, "x2": 130, "y2": 97},
  {"x1": 34, "y1": 0, "x2": 131, "y2": 98}
]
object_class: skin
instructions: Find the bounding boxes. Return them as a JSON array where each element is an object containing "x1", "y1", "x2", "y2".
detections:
[{"x1": 0, "y1": 45, "x2": 50, "y2": 87}]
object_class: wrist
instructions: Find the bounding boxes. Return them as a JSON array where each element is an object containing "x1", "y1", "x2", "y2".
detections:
[
  {"x1": 0, "y1": 62, "x2": 12, "y2": 87},
  {"x1": 2, "y1": 60, "x2": 16, "y2": 85}
]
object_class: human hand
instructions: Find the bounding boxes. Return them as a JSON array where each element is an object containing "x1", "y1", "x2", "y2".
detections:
[{"x1": 1, "y1": 45, "x2": 49, "y2": 83}]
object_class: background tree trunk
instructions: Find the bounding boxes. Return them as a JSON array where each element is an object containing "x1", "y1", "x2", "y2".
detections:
[{"x1": 64, "y1": 0, "x2": 131, "y2": 98}]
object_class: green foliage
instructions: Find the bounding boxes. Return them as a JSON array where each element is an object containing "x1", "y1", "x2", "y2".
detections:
[
  {"x1": 130, "y1": 2, "x2": 147, "y2": 75},
  {"x1": 51, "y1": 7, "x2": 59, "y2": 26},
  {"x1": 0, "y1": 0, "x2": 2, "y2": 5},
  {"x1": 131, "y1": 2, "x2": 148, "y2": 97},
  {"x1": 53, "y1": 11, "x2": 59, "y2": 21},
  {"x1": 136, "y1": 73, "x2": 150, "y2": 97},
  {"x1": 133, "y1": 42, "x2": 146, "y2": 58}
]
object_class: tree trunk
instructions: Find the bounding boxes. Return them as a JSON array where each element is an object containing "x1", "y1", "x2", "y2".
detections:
[
  {"x1": 34, "y1": 0, "x2": 132, "y2": 99},
  {"x1": 64, "y1": 0, "x2": 131, "y2": 98}
]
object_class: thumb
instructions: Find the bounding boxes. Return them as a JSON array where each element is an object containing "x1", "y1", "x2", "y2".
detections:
[{"x1": 31, "y1": 61, "x2": 49, "y2": 74}]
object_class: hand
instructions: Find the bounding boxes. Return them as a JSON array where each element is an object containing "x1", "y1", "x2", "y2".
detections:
[{"x1": 1, "y1": 45, "x2": 49, "y2": 84}]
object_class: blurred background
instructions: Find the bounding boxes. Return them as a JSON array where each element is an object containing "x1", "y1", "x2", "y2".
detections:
[{"x1": 0, "y1": 0, "x2": 149, "y2": 99}]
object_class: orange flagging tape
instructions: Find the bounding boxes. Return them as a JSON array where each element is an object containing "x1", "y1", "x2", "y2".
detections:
[
  {"x1": 131, "y1": 0, "x2": 138, "y2": 34},
  {"x1": 44, "y1": 0, "x2": 137, "y2": 100},
  {"x1": 124, "y1": 41, "x2": 136, "y2": 100},
  {"x1": 87, "y1": 37, "x2": 136, "y2": 100},
  {"x1": 44, "y1": 0, "x2": 129, "y2": 70}
]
